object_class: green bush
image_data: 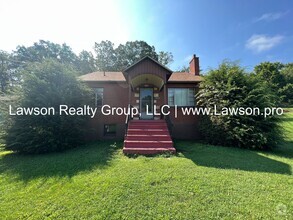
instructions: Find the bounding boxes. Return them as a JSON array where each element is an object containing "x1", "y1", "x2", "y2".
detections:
[
  {"x1": 196, "y1": 61, "x2": 283, "y2": 150},
  {"x1": 3, "y1": 59, "x2": 92, "y2": 154}
]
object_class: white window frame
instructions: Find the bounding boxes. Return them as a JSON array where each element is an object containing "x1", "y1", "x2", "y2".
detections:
[
  {"x1": 95, "y1": 88, "x2": 104, "y2": 107},
  {"x1": 168, "y1": 88, "x2": 195, "y2": 107}
]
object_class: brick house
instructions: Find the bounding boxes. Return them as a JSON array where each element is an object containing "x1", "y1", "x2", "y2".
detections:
[{"x1": 79, "y1": 55, "x2": 203, "y2": 154}]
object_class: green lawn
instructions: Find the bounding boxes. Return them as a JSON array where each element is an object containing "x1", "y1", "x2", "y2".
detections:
[{"x1": 0, "y1": 112, "x2": 292, "y2": 219}]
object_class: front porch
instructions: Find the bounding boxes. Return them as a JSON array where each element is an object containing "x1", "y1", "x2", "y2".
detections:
[{"x1": 122, "y1": 56, "x2": 175, "y2": 154}]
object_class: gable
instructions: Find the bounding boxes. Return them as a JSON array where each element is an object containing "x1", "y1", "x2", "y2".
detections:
[{"x1": 123, "y1": 56, "x2": 172, "y2": 81}]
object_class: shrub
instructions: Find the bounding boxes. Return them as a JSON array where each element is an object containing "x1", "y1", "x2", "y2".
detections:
[
  {"x1": 196, "y1": 61, "x2": 283, "y2": 150},
  {"x1": 3, "y1": 59, "x2": 92, "y2": 154}
]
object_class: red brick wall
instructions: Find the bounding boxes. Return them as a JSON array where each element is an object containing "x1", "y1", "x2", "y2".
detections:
[
  {"x1": 83, "y1": 81, "x2": 201, "y2": 140},
  {"x1": 85, "y1": 82, "x2": 129, "y2": 140}
]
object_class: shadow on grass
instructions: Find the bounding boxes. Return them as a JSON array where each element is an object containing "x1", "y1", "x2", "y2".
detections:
[
  {"x1": 175, "y1": 141, "x2": 291, "y2": 175},
  {"x1": 264, "y1": 141, "x2": 293, "y2": 159},
  {"x1": 0, "y1": 141, "x2": 121, "y2": 182}
]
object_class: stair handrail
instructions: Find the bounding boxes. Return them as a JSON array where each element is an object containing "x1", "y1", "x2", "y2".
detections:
[
  {"x1": 165, "y1": 114, "x2": 173, "y2": 136},
  {"x1": 125, "y1": 104, "x2": 133, "y2": 137},
  {"x1": 161, "y1": 105, "x2": 173, "y2": 136}
]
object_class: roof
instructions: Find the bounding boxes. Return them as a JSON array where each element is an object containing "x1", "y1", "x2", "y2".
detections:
[
  {"x1": 78, "y1": 71, "x2": 126, "y2": 82},
  {"x1": 168, "y1": 72, "x2": 203, "y2": 82},
  {"x1": 79, "y1": 71, "x2": 203, "y2": 83},
  {"x1": 79, "y1": 56, "x2": 203, "y2": 83},
  {"x1": 123, "y1": 56, "x2": 173, "y2": 74}
]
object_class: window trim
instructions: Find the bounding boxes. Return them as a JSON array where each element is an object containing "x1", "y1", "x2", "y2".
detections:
[
  {"x1": 168, "y1": 88, "x2": 195, "y2": 107},
  {"x1": 95, "y1": 88, "x2": 104, "y2": 107}
]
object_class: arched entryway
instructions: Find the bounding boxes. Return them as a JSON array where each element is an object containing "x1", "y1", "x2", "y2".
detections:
[{"x1": 130, "y1": 73, "x2": 164, "y2": 119}]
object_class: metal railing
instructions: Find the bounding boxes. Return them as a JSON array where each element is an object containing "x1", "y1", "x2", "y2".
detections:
[
  {"x1": 160, "y1": 106, "x2": 173, "y2": 136},
  {"x1": 164, "y1": 114, "x2": 173, "y2": 136}
]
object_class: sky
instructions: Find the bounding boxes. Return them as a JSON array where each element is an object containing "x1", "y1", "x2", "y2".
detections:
[{"x1": 0, "y1": 0, "x2": 292, "y2": 72}]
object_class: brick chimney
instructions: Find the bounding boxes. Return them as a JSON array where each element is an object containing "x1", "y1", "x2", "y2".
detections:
[{"x1": 189, "y1": 54, "x2": 199, "y2": 75}]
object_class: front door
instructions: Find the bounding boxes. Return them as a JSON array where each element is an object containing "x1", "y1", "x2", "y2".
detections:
[{"x1": 140, "y1": 88, "x2": 153, "y2": 119}]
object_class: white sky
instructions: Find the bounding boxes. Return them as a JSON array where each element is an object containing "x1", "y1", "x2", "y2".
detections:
[{"x1": 0, "y1": 0, "x2": 132, "y2": 53}]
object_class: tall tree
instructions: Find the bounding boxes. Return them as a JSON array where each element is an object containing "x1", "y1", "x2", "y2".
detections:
[
  {"x1": 254, "y1": 62, "x2": 285, "y2": 88},
  {"x1": 115, "y1": 41, "x2": 158, "y2": 70},
  {"x1": 3, "y1": 59, "x2": 92, "y2": 154},
  {"x1": 254, "y1": 62, "x2": 292, "y2": 104},
  {"x1": 177, "y1": 65, "x2": 190, "y2": 72},
  {"x1": 280, "y1": 63, "x2": 293, "y2": 104},
  {"x1": 77, "y1": 50, "x2": 97, "y2": 74},
  {"x1": 158, "y1": 51, "x2": 173, "y2": 66},
  {"x1": 281, "y1": 63, "x2": 293, "y2": 84},
  {"x1": 94, "y1": 40, "x2": 173, "y2": 71},
  {"x1": 0, "y1": 51, "x2": 19, "y2": 93},
  {"x1": 13, "y1": 40, "x2": 79, "y2": 69},
  {"x1": 0, "y1": 51, "x2": 10, "y2": 93},
  {"x1": 94, "y1": 40, "x2": 117, "y2": 71}
]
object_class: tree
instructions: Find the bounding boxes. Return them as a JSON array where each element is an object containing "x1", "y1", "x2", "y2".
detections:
[
  {"x1": 280, "y1": 63, "x2": 293, "y2": 105},
  {"x1": 177, "y1": 65, "x2": 190, "y2": 72},
  {"x1": 94, "y1": 40, "x2": 173, "y2": 71},
  {"x1": 3, "y1": 59, "x2": 92, "y2": 154},
  {"x1": 77, "y1": 50, "x2": 97, "y2": 74},
  {"x1": 254, "y1": 62, "x2": 290, "y2": 104},
  {"x1": 94, "y1": 40, "x2": 117, "y2": 71},
  {"x1": 0, "y1": 51, "x2": 10, "y2": 93},
  {"x1": 12, "y1": 40, "x2": 86, "y2": 77},
  {"x1": 281, "y1": 63, "x2": 293, "y2": 83},
  {"x1": 0, "y1": 50, "x2": 20, "y2": 93},
  {"x1": 115, "y1": 41, "x2": 158, "y2": 70},
  {"x1": 254, "y1": 62, "x2": 285, "y2": 83},
  {"x1": 14, "y1": 40, "x2": 79, "y2": 66},
  {"x1": 158, "y1": 51, "x2": 173, "y2": 66},
  {"x1": 196, "y1": 61, "x2": 282, "y2": 150}
]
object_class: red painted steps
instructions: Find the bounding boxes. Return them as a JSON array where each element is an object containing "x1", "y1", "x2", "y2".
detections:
[
  {"x1": 123, "y1": 120, "x2": 175, "y2": 155},
  {"x1": 123, "y1": 148, "x2": 175, "y2": 155},
  {"x1": 126, "y1": 135, "x2": 172, "y2": 141}
]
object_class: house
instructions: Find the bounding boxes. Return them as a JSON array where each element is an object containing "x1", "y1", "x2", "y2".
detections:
[{"x1": 79, "y1": 54, "x2": 203, "y2": 154}]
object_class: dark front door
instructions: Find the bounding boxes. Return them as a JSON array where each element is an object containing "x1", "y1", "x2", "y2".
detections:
[{"x1": 140, "y1": 88, "x2": 153, "y2": 119}]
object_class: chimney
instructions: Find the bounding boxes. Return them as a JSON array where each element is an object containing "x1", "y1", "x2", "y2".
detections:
[{"x1": 189, "y1": 54, "x2": 200, "y2": 75}]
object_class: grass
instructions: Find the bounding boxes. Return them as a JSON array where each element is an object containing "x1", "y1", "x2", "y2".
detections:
[{"x1": 0, "y1": 112, "x2": 292, "y2": 219}]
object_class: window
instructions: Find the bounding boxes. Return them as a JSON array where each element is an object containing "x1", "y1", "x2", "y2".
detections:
[
  {"x1": 95, "y1": 88, "x2": 104, "y2": 106},
  {"x1": 168, "y1": 88, "x2": 195, "y2": 106},
  {"x1": 104, "y1": 124, "x2": 116, "y2": 136}
]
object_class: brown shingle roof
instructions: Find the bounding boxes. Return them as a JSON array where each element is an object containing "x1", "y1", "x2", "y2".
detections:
[
  {"x1": 78, "y1": 71, "x2": 126, "y2": 82},
  {"x1": 168, "y1": 72, "x2": 203, "y2": 82},
  {"x1": 79, "y1": 71, "x2": 203, "y2": 83}
]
